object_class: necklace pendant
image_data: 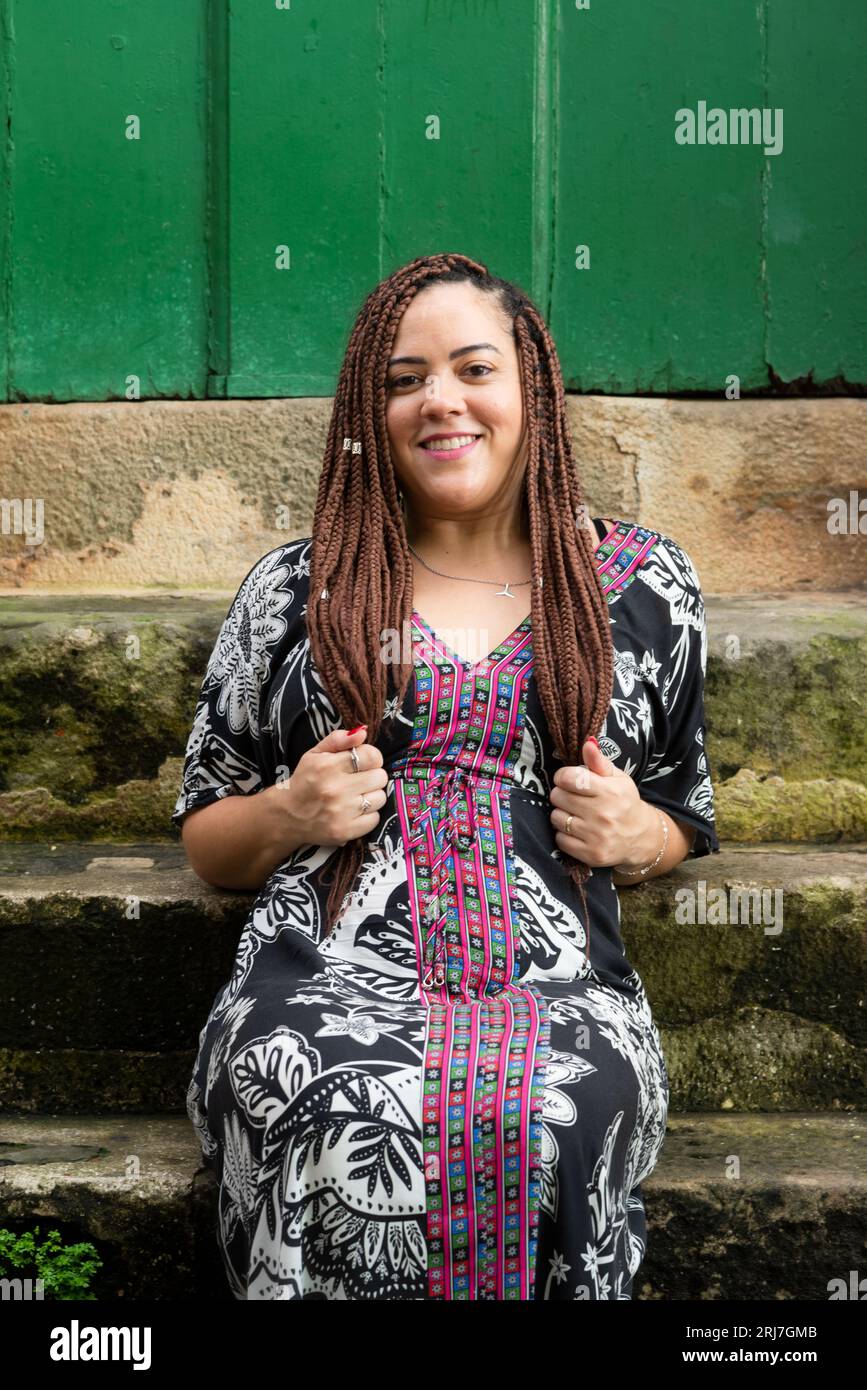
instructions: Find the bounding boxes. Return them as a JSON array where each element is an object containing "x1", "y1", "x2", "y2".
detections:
[{"x1": 495, "y1": 582, "x2": 515, "y2": 598}]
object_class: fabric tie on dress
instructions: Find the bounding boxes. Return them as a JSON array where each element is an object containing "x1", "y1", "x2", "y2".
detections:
[{"x1": 397, "y1": 763, "x2": 481, "y2": 990}]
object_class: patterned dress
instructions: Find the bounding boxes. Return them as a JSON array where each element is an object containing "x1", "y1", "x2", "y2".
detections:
[{"x1": 172, "y1": 516, "x2": 720, "y2": 1300}]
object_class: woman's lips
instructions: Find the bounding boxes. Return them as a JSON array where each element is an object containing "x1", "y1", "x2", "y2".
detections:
[{"x1": 416, "y1": 436, "x2": 481, "y2": 460}]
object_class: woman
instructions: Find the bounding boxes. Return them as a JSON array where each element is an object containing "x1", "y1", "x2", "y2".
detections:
[{"x1": 173, "y1": 252, "x2": 720, "y2": 1300}]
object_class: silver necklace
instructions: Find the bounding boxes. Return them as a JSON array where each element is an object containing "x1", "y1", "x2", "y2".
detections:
[{"x1": 407, "y1": 539, "x2": 532, "y2": 599}]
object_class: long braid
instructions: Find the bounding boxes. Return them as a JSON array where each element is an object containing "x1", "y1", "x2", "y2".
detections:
[{"x1": 307, "y1": 253, "x2": 614, "y2": 942}]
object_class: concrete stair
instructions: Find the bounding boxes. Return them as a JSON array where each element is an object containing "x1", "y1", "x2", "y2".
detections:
[
  {"x1": 1, "y1": 1111, "x2": 863, "y2": 1301},
  {"x1": 0, "y1": 587, "x2": 865, "y2": 1297},
  {"x1": 0, "y1": 590, "x2": 865, "y2": 839},
  {"x1": 0, "y1": 842, "x2": 864, "y2": 1114}
]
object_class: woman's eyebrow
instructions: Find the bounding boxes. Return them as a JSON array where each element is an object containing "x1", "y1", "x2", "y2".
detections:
[{"x1": 387, "y1": 342, "x2": 502, "y2": 367}]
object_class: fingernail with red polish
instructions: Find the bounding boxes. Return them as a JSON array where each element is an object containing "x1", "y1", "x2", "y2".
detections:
[
  {"x1": 586, "y1": 735, "x2": 599, "y2": 747},
  {"x1": 347, "y1": 724, "x2": 367, "y2": 734}
]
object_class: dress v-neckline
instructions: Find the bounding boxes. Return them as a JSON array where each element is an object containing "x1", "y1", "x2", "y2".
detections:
[
  {"x1": 410, "y1": 607, "x2": 532, "y2": 670},
  {"x1": 410, "y1": 517, "x2": 618, "y2": 670}
]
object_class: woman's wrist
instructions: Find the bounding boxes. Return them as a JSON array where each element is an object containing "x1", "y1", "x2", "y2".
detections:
[
  {"x1": 259, "y1": 782, "x2": 309, "y2": 860},
  {"x1": 182, "y1": 783, "x2": 310, "y2": 892},
  {"x1": 611, "y1": 800, "x2": 668, "y2": 877}
]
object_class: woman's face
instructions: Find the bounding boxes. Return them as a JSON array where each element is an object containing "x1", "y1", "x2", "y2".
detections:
[{"x1": 384, "y1": 281, "x2": 528, "y2": 520}]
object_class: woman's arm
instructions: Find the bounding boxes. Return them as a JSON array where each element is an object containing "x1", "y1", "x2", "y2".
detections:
[
  {"x1": 179, "y1": 726, "x2": 388, "y2": 893},
  {"x1": 180, "y1": 784, "x2": 306, "y2": 892},
  {"x1": 610, "y1": 801, "x2": 697, "y2": 886}
]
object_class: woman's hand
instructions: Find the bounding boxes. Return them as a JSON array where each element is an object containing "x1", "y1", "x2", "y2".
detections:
[
  {"x1": 181, "y1": 726, "x2": 387, "y2": 893},
  {"x1": 277, "y1": 725, "x2": 389, "y2": 847},
  {"x1": 549, "y1": 736, "x2": 663, "y2": 871}
]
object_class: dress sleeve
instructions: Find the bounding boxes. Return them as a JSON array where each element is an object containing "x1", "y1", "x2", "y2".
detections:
[
  {"x1": 637, "y1": 538, "x2": 720, "y2": 858},
  {"x1": 170, "y1": 541, "x2": 309, "y2": 831}
]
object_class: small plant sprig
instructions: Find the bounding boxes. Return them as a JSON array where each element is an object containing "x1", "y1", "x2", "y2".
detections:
[{"x1": 0, "y1": 1225, "x2": 102, "y2": 1300}]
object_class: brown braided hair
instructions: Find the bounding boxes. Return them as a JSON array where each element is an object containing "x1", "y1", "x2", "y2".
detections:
[{"x1": 307, "y1": 252, "x2": 614, "y2": 945}]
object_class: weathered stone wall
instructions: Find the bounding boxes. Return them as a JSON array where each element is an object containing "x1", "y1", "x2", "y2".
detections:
[{"x1": 2, "y1": 397, "x2": 865, "y2": 593}]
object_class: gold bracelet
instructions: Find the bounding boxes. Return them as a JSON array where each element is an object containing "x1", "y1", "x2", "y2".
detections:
[{"x1": 612, "y1": 809, "x2": 669, "y2": 878}]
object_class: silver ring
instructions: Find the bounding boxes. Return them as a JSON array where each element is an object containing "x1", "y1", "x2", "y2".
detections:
[
  {"x1": 350, "y1": 746, "x2": 360, "y2": 773},
  {"x1": 360, "y1": 794, "x2": 371, "y2": 814}
]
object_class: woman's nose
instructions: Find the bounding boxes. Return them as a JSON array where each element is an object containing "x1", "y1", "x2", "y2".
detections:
[{"x1": 419, "y1": 376, "x2": 466, "y2": 413}]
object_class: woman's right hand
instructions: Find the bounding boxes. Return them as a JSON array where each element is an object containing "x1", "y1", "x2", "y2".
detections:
[
  {"x1": 180, "y1": 726, "x2": 387, "y2": 892},
  {"x1": 275, "y1": 725, "x2": 389, "y2": 847}
]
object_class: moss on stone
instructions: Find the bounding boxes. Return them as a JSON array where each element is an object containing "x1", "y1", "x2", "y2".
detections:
[
  {"x1": 4, "y1": 704, "x2": 99, "y2": 800},
  {"x1": 707, "y1": 631, "x2": 867, "y2": 782},
  {"x1": 715, "y1": 768, "x2": 867, "y2": 840},
  {"x1": 0, "y1": 757, "x2": 186, "y2": 839},
  {"x1": 620, "y1": 852, "x2": 867, "y2": 1037},
  {"x1": 0, "y1": 1048, "x2": 192, "y2": 1114},
  {"x1": 1, "y1": 595, "x2": 865, "y2": 840},
  {"x1": 659, "y1": 1007, "x2": 867, "y2": 1110},
  {"x1": 0, "y1": 609, "x2": 210, "y2": 801}
]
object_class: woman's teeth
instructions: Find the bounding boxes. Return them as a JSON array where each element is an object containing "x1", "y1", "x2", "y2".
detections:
[{"x1": 421, "y1": 435, "x2": 479, "y2": 451}]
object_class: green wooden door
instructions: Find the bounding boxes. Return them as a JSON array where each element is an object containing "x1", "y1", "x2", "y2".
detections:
[{"x1": 0, "y1": 0, "x2": 863, "y2": 402}]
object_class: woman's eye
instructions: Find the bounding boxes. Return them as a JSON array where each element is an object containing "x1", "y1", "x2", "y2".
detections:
[{"x1": 389, "y1": 363, "x2": 493, "y2": 391}]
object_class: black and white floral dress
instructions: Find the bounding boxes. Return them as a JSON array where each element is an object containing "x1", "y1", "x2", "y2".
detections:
[{"x1": 172, "y1": 516, "x2": 720, "y2": 1300}]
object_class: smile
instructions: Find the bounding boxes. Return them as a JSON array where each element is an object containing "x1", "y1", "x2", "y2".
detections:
[{"x1": 417, "y1": 435, "x2": 481, "y2": 459}]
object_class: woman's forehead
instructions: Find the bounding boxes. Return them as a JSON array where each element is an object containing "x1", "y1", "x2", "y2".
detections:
[{"x1": 393, "y1": 284, "x2": 510, "y2": 347}]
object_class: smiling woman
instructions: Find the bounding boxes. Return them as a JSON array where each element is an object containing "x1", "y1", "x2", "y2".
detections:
[{"x1": 174, "y1": 252, "x2": 720, "y2": 1301}]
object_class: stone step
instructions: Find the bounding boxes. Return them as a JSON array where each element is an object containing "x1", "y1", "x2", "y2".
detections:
[
  {"x1": 0, "y1": 1113, "x2": 228, "y2": 1301},
  {"x1": 0, "y1": 590, "x2": 865, "y2": 839},
  {"x1": 0, "y1": 842, "x2": 863, "y2": 1113},
  {"x1": 641, "y1": 1110, "x2": 867, "y2": 1301},
  {"x1": 0, "y1": 1111, "x2": 863, "y2": 1300}
]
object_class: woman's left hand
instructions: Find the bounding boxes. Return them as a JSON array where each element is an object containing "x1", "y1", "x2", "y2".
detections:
[{"x1": 549, "y1": 736, "x2": 653, "y2": 869}]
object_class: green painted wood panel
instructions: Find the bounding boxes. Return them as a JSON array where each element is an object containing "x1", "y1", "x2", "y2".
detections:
[
  {"x1": 224, "y1": 0, "x2": 546, "y2": 397},
  {"x1": 553, "y1": 0, "x2": 770, "y2": 392},
  {"x1": 0, "y1": 1, "x2": 11, "y2": 401},
  {"x1": 1, "y1": 0, "x2": 209, "y2": 401},
  {"x1": 223, "y1": 0, "x2": 384, "y2": 396},
  {"x1": 0, "y1": 0, "x2": 863, "y2": 403},
  {"x1": 379, "y1": 0, "x2": 545, "y2": 320},
  {"x1": 766, "y1": 0, "x2": 867, "y2": 386}
]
